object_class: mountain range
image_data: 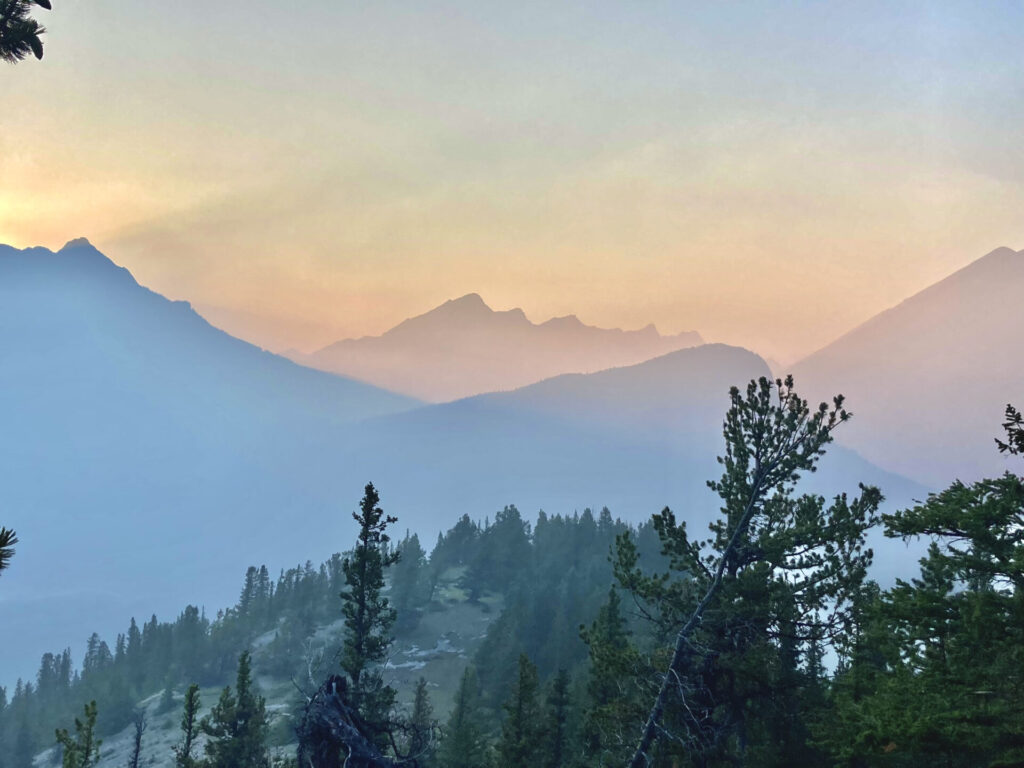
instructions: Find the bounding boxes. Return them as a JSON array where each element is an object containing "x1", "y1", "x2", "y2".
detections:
[
  {"x1": 792, "y1": 246, "x2": 1024, "y2": 487},
  {"x1": 0, "y1": 240, "x2": 924, "y2": 686},
  {"x1": 288, "y1": 293, "x2": 703, "y2": 402}
]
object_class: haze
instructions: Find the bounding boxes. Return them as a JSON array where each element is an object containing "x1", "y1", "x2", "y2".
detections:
[{"x1": 2, "y1": 1, "x2": 1024, "y2": 361}]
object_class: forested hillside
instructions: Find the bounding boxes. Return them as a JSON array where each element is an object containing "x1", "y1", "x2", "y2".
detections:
[{"x1": 3, "y1": 381, "x2": 1021, "y2": 768}]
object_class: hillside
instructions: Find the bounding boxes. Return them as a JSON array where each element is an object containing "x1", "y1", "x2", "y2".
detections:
[
  {"x1": 792, "y1": 246, "x2": 1024, "y2": 487},
  {"x1": 0, "y1": 240, "x2": 419, "y2": 685},
  {"x1": 289, "y1": 293, "x2": 703, "y2": 402}
]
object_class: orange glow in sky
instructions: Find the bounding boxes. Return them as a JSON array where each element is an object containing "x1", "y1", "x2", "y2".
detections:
[{"x1": 2, "y1": 1, "x2": 1022, "y2": 362}]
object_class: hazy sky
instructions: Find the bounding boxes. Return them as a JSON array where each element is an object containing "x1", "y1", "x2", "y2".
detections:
[{"x1": 2, "y1": 1, "x2": 1022, "y2": 361}]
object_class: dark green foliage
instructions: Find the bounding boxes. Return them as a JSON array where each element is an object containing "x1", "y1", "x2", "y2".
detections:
[
  {"x1": 408, "y1": 677, "x2": 436, "y2": 766},
  {"x1": 996, "y1": 403, "x2": 1024, "y2": 457},
  {"x1": 0, "y1": 527, "x2": 16, "y2": 576},
  {"x1": 392, "y1": 532, "x2": 431, "y2": 628},
  {"x1": 543, "y1": 669, "x2": 573, "y2": 768},
  {"x1": 438, "y1": 667, "x2": 488, "y2": 768},
  {"x1": 579, "y1": 588, "x2": 646, "y2": 765},
  {"x1": 0, "y1": 0, "x2": 49, "y2": 62},
  {"x1": 54, "y1": 701, "x2": 101, "y2": 768},
  {"x1": 201, "y1": 651, "x2": 270, "y2": 768},
  {"x1": 614, "y1": 376, "x2": 880, "y2": 767},
  {"x1": 173, "y1": 683, "x2": 202, "y2": 768},
  {"x1": 464, "y1": 505, "x2": 532, "y2": 599},
  {"x1": 340, "y1": 482, "x2": 400, "y2": 744},
  {"x1": 497, "y1": 654, "x2": 542, "y2": 768},
  {"x1": 822, "y1": 445, "x2": 1024, "y2": 767}
]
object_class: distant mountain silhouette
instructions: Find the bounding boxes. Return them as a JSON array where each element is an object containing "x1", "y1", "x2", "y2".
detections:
[
  {"x1": 792, "y1": 246, "x2": 1024, "y2": 487},
  {"x1": 0, "y1": 242, "x2": 922, "y2": 687},
  {"x1": 289, "y1": 293, "x2": 703, "y2": 402},
  {"x1": 0, "y1": 239, "x2": 418, "y2": 683}
]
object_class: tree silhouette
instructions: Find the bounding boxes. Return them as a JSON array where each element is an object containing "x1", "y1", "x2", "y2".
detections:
[
  {"x1": 0, "y1": 0, "x2": 51, "y2": 63},
  {"x1": 0, "y1": 527, "x2": 16, "y2": 577}
]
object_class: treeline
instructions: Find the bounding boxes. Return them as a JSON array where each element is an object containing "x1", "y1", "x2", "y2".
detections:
[{"x1": 0, "y1": 494, "x2": 665, "y2": 764}]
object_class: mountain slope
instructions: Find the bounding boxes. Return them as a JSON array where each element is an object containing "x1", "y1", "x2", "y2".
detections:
[
  {"x1": 0, "y1": 239, "x2": 419, "y2": 683},
  {"x1": 792, "y1": 246, "x2": 1024, "y2": 487},
  {"x1": 290, "y1": 293, "x2": 703, "y2": 402}
]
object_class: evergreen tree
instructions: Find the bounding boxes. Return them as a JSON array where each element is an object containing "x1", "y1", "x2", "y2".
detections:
[
  {"x1": 55, "y1": 701, "x2": 101, "y2": 768},
  {"x1": 201, "y1": 652, "x2": 269, "y2": 768},
  {"x1": 0, "y1": 0, "x2": 49, "y2": 63},
  {"x1": 615, "y1": 376, "x2": 880, "y2": 767},
  {"x1": 543, "y1": 670, "x2": 572, "y2": 768},
  {"x1": 497, "y1": 655, "x2": 542, "y2": 768},
  {"x1": 580, "y1": 588, "x2": 644, "y2": 764},
  {"x1": 438, "y1": 667, "x2": 487, "y2": 768},
  {"x1": 822, "y1": 429, "x2": 1024, "y2": 767},
  {"x1": 391, "y1": 532, "x2": 429, "y2": 621},
  {"x1": 408, "y1": 677, "x2": 435, "y2": 766},
  {"x1": 173, "y1": 684, "x2": 202, "y2": 768},
  {"x1": 0, "y1": 527, "x2": 15, "y2": 578},
  {"x1": 340, "y1": 483, "x2": 400, "y2": 745}
]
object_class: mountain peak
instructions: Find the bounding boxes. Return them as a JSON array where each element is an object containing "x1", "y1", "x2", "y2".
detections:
[
  {"x1": 60, "y1": 237, "x2": 95, "y2": 251},
  {"x1": 447, "y1": 292, "x2": 489, "y2": 309}
]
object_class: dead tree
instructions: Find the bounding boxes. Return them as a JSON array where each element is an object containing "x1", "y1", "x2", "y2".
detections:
[
  {"x1": 127, "y1": 710, "x2": 146, "y2": 768},
  {"x1": 297, "y1": 675, "x2": 429, "y2": 768}
]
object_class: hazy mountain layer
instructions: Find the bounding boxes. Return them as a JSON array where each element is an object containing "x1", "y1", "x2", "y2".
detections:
[
  {"x1": 289, "y1": 293, "x2": 703, "y2": 402},
  {"x1": 0, "y1": 243, "x2": 922, "y2": 686},
  {"x1": 792, "y1": 246, "x2": 1024, "y2": 487}
]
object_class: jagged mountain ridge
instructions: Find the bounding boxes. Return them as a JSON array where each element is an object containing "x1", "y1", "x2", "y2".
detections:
[{"x1": 289, "y1": 292, "x2": 703, "y2": 402}]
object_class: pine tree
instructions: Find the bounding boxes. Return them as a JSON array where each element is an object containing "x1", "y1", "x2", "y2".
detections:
[
  {"x1": 0, "y1": 527, "x2": 17, "y2": 577},
  {"x1": 408, "y1": 677, "x2": 435, "y2": 766},
  {"x1": 391, "y1": 532, "x2": 428, "y2": 620},
  {"x1": 340, "y1": 482, "x2": 399, "y2": 746},
  {"x1": 173, "y1": 684, "x2": 201, "y2": 768},
  {"x1": 0, "y1": 0, "x2": 49, "y2": 63},
  {"x1": 437, "y1": 667, "x2": 487, "y2": 768},
  {"x1": 543, "y1": 670, "x2": 572, "y2": 768},
  {"x1": 497, "y1": 655, "x2": 542, "y2": 768},
  {"x1": 55, "y1": 701, "x2": 101, "y2": 768},
  {"x1": 616, "y1": 376, "x2": 881, "y2": 767},
  {"x1": 201, "y1": 652, "x2": 269, "y2": 768}
]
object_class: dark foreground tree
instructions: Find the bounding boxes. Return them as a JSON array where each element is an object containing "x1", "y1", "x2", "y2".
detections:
[
  {"x1": 822, "y1": 414, "x2": 1024, "y2": 766},
  {"x1": 0, "y1": 527, "x2": 16, "y2": 577},
  {"x1": 299, "y1": 483, "x2": 433, "y2": 767},
  {"x1": 0, "y1": 0, "x2": 50, "y2": 63},
  {"x1": 339, "y1": 483, "x2": 400, "y2": 746},
  {"x1": 617, "y1": 376, "x2": 880, "y2": 767},
  {"x1": 997, "y1": 403, "x2": 1024, "y2": 457},
  {"x1": 55, "y1": 701, "x2": 101, "y2": 768}
]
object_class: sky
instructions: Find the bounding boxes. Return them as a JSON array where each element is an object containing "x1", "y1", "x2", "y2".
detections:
[{"x1": 1, "y1": 1, "x2": 1022, "y2": 362}]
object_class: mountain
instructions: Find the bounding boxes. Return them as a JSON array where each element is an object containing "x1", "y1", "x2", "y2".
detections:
[
  {"x1": 288, "y1": 293, "x2": 704, "y2": 402},
  {"x1": 791, "y1": 246, "x2": 1024, "y2": 488},
  {"x1": 0, "y1": 242, "x2": 922, "y2": 687},
  {"x1": 0, "y1": 239, "x2": 419, "y2": 683}
]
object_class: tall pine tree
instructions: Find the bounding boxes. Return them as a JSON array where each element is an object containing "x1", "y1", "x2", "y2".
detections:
[
  {"x1": 497, "y1": 655, "x2": 542, "y2": 768},
  {"x1": 340, "y1": 482, "x2": 400, "y2": 747}
]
